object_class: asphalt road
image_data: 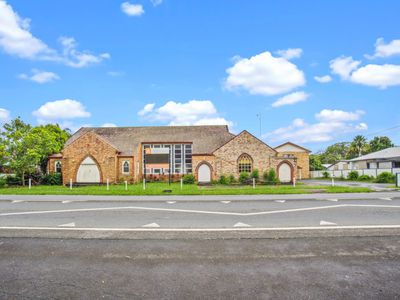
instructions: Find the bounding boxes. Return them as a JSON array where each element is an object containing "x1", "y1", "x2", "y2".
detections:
[
  {"x1": 0, "y1": 236, "x2": 399, "y2": 299},
  {"x1": 0, "y1": 192, "x2": 399, "y2": 238}
]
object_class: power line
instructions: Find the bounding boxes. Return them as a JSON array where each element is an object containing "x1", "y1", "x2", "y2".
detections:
[{"x1": 364, "y1": 124, "x2": 400, "y2": 137}]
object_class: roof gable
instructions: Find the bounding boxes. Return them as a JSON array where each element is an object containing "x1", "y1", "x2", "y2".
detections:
[
  {"x1": 213, "y1": 130, "x2": 277, "y2": 154},
  {"x1": 274, "y1": 142, "x2": 311, "y2": 153}
]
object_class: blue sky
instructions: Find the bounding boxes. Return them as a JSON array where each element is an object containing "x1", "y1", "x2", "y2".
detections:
[{"x1": 0, "y1": 0, "x2": 399, "y2": 152}]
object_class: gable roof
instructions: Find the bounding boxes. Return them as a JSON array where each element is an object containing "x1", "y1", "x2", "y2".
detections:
[
  {"x1": 212, "y1": 130, "x2": 277, "y2": 154},
  {"x1": 274, "y1": 142, "x2": 311, "y2": 153},
  {"x1": 64, "y1": 125, "x2": 235, "y2": 155},
  {"x1": 349, "y1": 147, "x2": 400, "y2": 162}
]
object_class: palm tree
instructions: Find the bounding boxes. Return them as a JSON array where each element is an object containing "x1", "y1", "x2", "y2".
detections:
[{"x1": 350, "y1": 135, "x2": 368, "y2": 157}]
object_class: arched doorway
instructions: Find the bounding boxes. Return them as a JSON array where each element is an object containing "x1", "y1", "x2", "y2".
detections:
[
  {"x1": 278, "y1": 162, "x2": 292, "y2": 183},
  {"x1": 77, "y1": 157, "x2": 101, "y2": 183},
  {"x1": 198, "y1": 163, "x2": 211, "y2": 183}
]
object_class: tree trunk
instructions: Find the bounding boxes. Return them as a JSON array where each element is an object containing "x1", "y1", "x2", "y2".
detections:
[{"x1": 22, "y1": 171, "x2": 25, "y2": 186}]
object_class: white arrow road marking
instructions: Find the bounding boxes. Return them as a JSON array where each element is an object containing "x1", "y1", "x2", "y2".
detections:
[
  {"x1": 326, "y1": 199, "x2": 338, "y2": 202},
  {"x1": 11, "y1": 200, "x2": 24, "y2": 203},
  {"x1": 58, "y1": 222, "x2": 75, "y2": 227},
  {"x1": 62, "y1": 201, "x2": 72, "y2": 204},
  {"x1": 142, "y1": 223, "x2": 160, "y2": 228},
  {"x1": 379, "y1": 198, "x2": 392, "y2": 201},
  {"x1": 320, "y1": 220, "x2": 337, "y2": 226},
  {"x1": 166, "y1": 201, "x2": 176, "y2": 204},
  {"x1": 274, "y1": 200, "x2": 286, "y2": 203},
  {"x1": 220, "y1": 201, "x2": 231, "y2": 204},
  {"x1": 234, "y1": 222, "x2": 251, "y2": 227}
]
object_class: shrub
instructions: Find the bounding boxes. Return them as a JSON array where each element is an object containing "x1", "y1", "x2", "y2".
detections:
[
  {"x1": 182, "y1": 174, "x2": 195, "y2": 184},
  {"x1": 0, "y1": 177, "x2": 6, "y2": 188},
  {"x1": 263, "y1": 169, "x2": 278, "y2": 184},
  {"x1": 375, "y1": 172, "x2": 395, "y2": 183},
  {"x1": 5, "y1": 175, "x2": 22, "y2": 186},
  {"x1": 322, "y1": 171, "x2": 330, "y2": 178},
  {"x1": 41, "y1": 173, "x2": 63, "y2": 185},
  {"x1": 347, "y1": 170, "x2": 359, "y2": 181},
  {"x1": 250, "y1": 169, "x2": 259, "y2": 180},
  {"x1": 358, "y1": 174, "x2": 372, "y2": 181},
  {"x1": 228, "y1": 174, "x2": 236, "y2": 184},
  {"x1": 239, "y1": 172, "x2": 250, "y2": 184},
  {"x1": 219, "y1": 175, "x2": 229, "y2": 185}
]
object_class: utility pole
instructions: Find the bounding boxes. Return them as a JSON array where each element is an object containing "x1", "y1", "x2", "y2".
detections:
[{"x1": 256, "y1": 114, "x2": 262, "y2": 138}]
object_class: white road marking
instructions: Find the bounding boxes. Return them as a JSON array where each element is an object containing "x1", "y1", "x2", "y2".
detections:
[
  {"x1": 58, "y1": 222, "x2": 75, "y2": 227},
  {"x1": 62, "y1": 201, "x2": 72, "y2": 204},
  {"x1": 142, "y1": 223, "x2": 160, "y2": 228},
  {"x1": 234, "y1": 222, "x2": 251, "y2": 227},
  {"x1": 326, "y1": 199, "x2": 338, "y2": 202},
  {"x1": 1, "y1": 224, "x2": 400, "y2": 232},
  {"x1": 11, "y1": 200, "x2": 24, "y2": 203},
  {"x1": 166, "y1": 201, "x2": 176, "y2": 204},
  {"x1": 320, "y1": 220, "x2": 337, "y2": 226},
  {"x1": 274, "y1": 200, "x2": 286, "y2": 203},
  {"x1": 379, "y1": 198, "x2": 392, "y2": 201},
  {"x1": 220, "y1": 201, "x2": 231, "y2": 204},
  {"x1": 0, "y1": 204, "x2": 399, "y2": 217}
]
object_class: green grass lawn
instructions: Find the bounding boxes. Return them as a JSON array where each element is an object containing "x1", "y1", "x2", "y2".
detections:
[{"x1": 0, "y1": 183, "x2": 372, "y2": 195}]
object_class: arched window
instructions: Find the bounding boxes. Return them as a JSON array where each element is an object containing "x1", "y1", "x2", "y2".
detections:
[
  {"x1": 238, "y1": 154, "x2": 252, "y2": 173},
  {"x1": 55, "y1": 161, "x2": 62, "y2": 173},
  {"x1": 122, "y1": 161, "x2": 130, "y2": 174}
]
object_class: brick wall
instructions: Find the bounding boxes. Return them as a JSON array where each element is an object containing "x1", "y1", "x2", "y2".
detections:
[
  {"x1": 61, "y1": 132, "x2": 119, "y2": 185},
  {"x1": 213, "y1": 131, "x2": 296, "y2": 180},
  {"x1": 277, "y1": 151, "x2": 309, "y2": 179}
]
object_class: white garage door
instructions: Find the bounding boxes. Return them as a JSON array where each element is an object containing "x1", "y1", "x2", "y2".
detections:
[
  {"x1": 198, "y1": 164, "x2": 211, "y2": 183},
  {"x1": 77, "y1": 157, "x2": 101, "y2": 183},
  {"x1": 278, "y1": 163, "x2": 292, "y2": 183}
]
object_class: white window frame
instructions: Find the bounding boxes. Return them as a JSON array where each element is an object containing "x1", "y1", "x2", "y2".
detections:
[
  {"x1": 55, "y1": 161, "x2": 62, "y2": 173},
  {"x1": 122, "y1": 161, "x2": 130, "y2": 174}
]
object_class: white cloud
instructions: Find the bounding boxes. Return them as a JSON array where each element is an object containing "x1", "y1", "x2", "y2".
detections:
[
  {"x1": 0, "y1": 108, "x2": 10, "y2": 123},
  {"x1": 141, "y1": 100, "x2": 232, "y2": 127},
  {"x1": 366, "y1": 38, "x2": 400, "y2": 59},
  {"x1": 264, "y1": 109, "x2": 367, "y2": 143},
  {"x1": 101, "y1": 123, "x2": 117, "y2": 127},
  {"x1": 330, "y1": 56, "x2": 361, "y2": 80},
  {"x1": 59, "y1": 37, "x2": 110, "y2": 68},
  {"x1": 330, "y1": 55, "x2": 400, "y2": 88},
  {"x1": 121, "y1": 2, "x2": 145, "y2": 16},
  {"x1": 350, "y1": 64, "x2": 400, "y2": 88},
  {"x1": 314, "y1": 75, "x2": 332, "y2": 83},
  {"x1": 138, "y1": 103, "x2": 155, "y2": 116},
  {"x1": 33, "y1": 99, "x2": 91, "y2": 121},
  {"x1": 0, "y1": 1, "x2": 109, "y2": 67},
  {"x1": 150, "y1": 0, "x2": 163, "y2": 6},
  {"x1": 225, "y1": 51, "x2": 305, "y2": 96},
  {"x1": 276, "y1": 48, "x2": 303, "y2": 60},
  {"x1": 271, "y1": 91, "x2": 309, "y2": 108},
  {"x1": 0, "y1": 0, "x2": 55, "y2": 59},
  {"x1": 18, "y1": 69, "x2": 60, "y2": 84},
  {"x1": 315, "y1": 109, "x2": 364, "y2": 122}
]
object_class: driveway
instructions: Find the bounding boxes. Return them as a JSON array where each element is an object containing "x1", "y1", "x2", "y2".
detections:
[{"x1": 301, "y1": 179, "x2": 396, "y2": 191}]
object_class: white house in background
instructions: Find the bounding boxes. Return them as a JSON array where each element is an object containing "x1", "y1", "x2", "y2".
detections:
[
  {"x1": 325, "y1": 160, "x2": 349, "y2": 171},
  {"x1": 349, "y1": 147, "x2": 400, "y2": 170}
]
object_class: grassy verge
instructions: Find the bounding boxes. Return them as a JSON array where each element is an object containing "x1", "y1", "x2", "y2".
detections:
[{"x1": 0, "y1": 183, "x2": 373, "y2": 195}]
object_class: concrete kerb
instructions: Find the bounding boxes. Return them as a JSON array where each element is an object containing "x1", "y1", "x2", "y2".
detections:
[{"x1": 0, "y1": 192, "x2": 399, "y2": 203}]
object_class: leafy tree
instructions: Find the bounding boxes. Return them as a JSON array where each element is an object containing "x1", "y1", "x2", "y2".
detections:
[
  {"x1": 319, "y1": 142, "x2": 350, "y2": 163},
  {"x1": 349, "y1": 135, "x2": 368, "y2": 158},
  {"x1": 369, "y1": 136, "x2": 394, "y2": 153},
  {"x1": 309, "y1": 154, "x2": 324, "y2": 171},
  {"x1": 0, "y1": 119, "x2": 70, "y2": 185}
]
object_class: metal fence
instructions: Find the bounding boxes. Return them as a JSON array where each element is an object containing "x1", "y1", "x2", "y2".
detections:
[{"x1": 310, "y1": 168, "x2": 400, "y2": 178}]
